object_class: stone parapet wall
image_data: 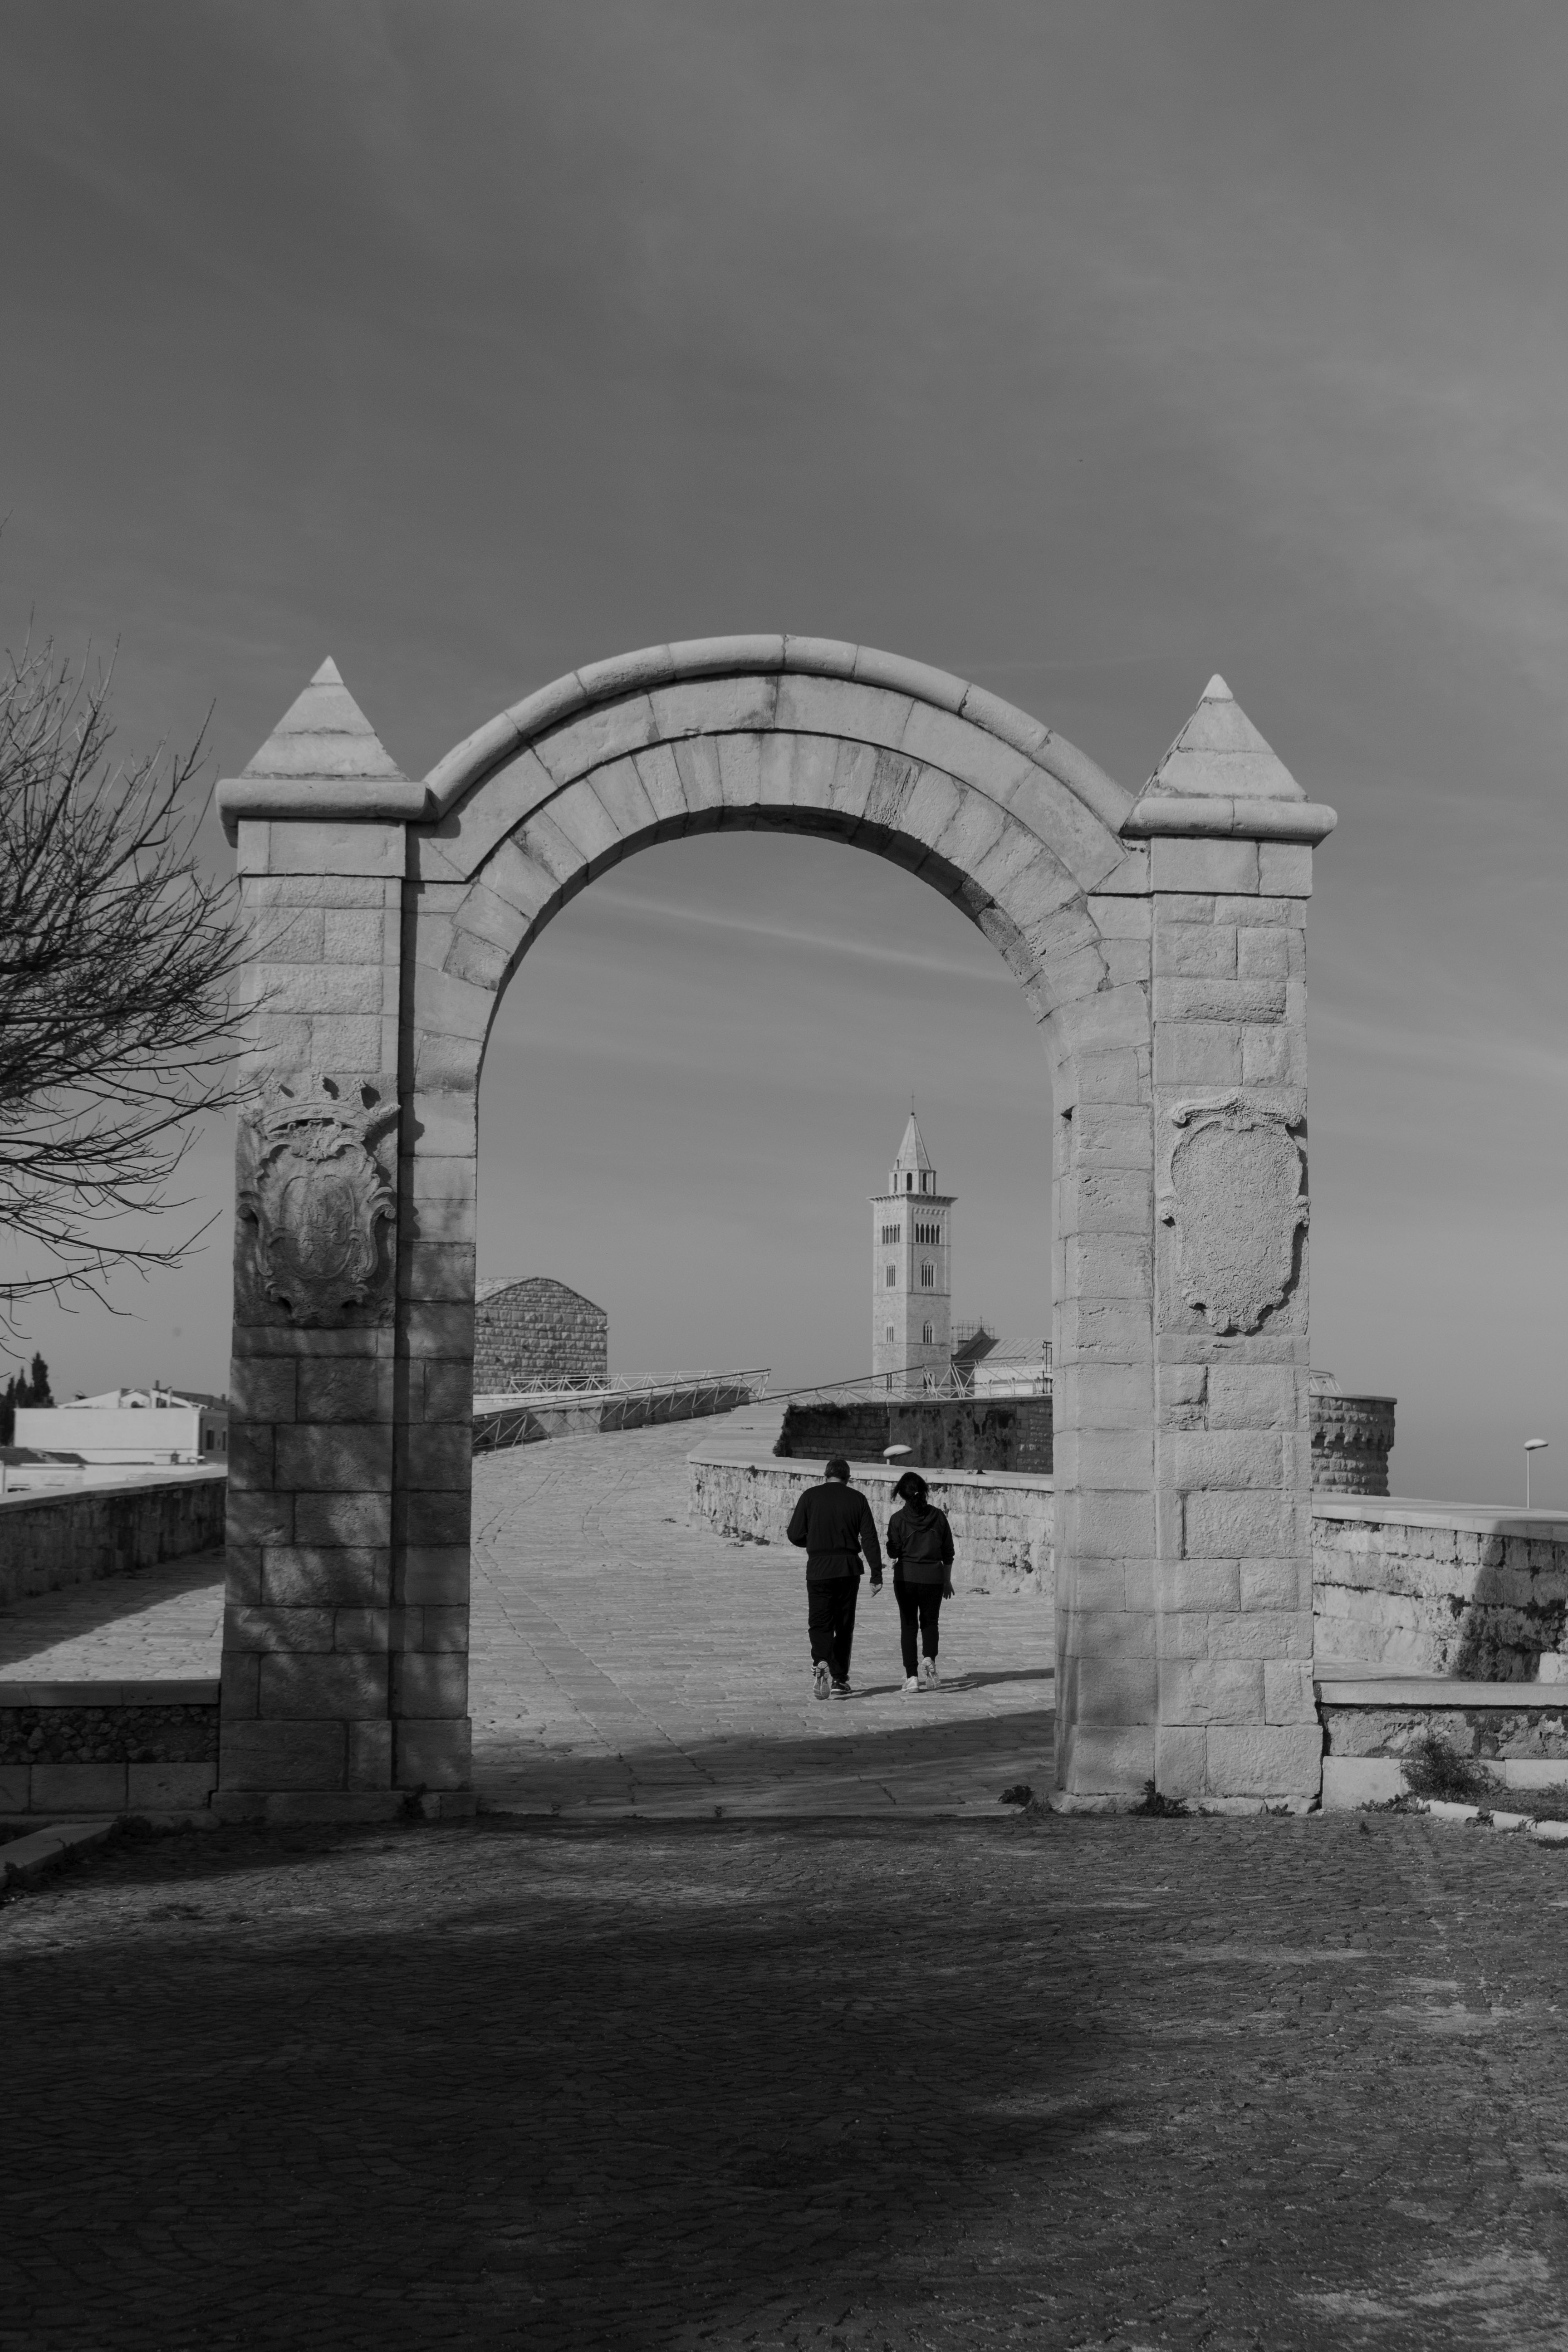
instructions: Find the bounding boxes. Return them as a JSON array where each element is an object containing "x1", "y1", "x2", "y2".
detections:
[
  {"x1": 474, "y1": 1278, "x2": 608, "y2": 1392},
  {"x1": 690, "y1": 1453, "x2": 1053, "y2": 1598},
  {"x1": 0, "y1": 1679, "x2": 219, "y2": 1814},
  {"x1": 1313, "y1": 1500, "x2": 1568, "y2": 1679},
  {"x1": 775, "y1": 1397, "x2": 1053, "y2": 1474},
  {"x1": 0, "y1": 1470, "x2": 226, "y2": 1607}
]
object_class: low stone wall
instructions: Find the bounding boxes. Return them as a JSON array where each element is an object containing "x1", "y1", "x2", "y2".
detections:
[
  {"x1": 696, "y1": 1464, "x2": 1568, "y2": 1683},
  {"x1": 0, "y1": 1470, "x2": 226, "y2": 1607},
  {"x1": 1319, "y1": 1681, "x2": 1568, "y2": 1808},
  {"x1": 0, "y1": 1679, "x2": 219, "y2": 1814},
  {"x1": 775, "y1": 1397, "x2": 1053, "y2": 1474},
  {"x1": 1313, "y1": 1499, "x2": 1568, "y2": 1679},
  {"x1": 689, "y1": 1453, "x2": 1053, "y2": 1597}
]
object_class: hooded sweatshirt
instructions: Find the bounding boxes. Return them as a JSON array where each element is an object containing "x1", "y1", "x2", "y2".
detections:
[{"x1": 886, "y1": 1500, "x2": 955, "y2": 1587}]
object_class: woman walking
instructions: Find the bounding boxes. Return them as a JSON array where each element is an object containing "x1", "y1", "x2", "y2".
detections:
[{"x1": 887, "y1": 1470, "x2": 955, "y2": 1692}]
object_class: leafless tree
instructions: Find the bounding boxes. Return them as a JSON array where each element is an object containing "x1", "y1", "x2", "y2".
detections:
[{"x1": 0, "y1": 640, "x2": 250, "y2": 1332}]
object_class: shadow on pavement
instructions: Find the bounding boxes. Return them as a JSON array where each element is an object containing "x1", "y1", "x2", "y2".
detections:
[
  {"x1": 0, "y1": 1552, "x2": 223, "y2": 1672},
  {"x1": 474, "y1": 1697, "x2": 1056, "y2": 1813}
]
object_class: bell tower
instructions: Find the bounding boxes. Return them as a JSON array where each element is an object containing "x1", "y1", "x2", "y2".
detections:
[{"x1": 870, "y1": 1112, "x2": 954, "y2": 1385}]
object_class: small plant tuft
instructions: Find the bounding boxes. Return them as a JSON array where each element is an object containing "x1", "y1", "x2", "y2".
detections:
[
  {"x1": 1401, "y1": 1733, "x2": 1497, "y2": 1807},
  {"x1": 1132, "y1": 1779, "x2": 1188, "y2": 1819},
  {"x1": 999, "y1": 1783, "x2": 1034, "y2": 1808}
]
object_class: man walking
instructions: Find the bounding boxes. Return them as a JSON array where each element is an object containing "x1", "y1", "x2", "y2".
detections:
[{"x1": 786, "y1": 1455, "x2": 883, "y2": 1700}]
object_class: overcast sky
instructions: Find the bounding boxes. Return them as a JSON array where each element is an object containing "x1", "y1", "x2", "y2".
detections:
[{"x1": 4, "y1": 2, "x2": 1567, "y2": 1504}]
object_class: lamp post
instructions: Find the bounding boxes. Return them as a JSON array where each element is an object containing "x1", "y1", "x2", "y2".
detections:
[{"x1": 1525, "y1": 1439, "x2": 1549, "y2": 1509}]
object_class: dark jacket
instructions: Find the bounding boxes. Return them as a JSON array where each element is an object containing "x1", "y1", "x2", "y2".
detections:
[
  {"x1": 887, "y1": 1501, "x2": 955, "y2": 1587},
  {"x1": 786, "y1": 1480, "x2": 884, "y2": 1584}
]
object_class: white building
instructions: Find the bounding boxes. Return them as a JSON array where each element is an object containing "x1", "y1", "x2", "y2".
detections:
[
  {"x1": 13, "y1": 1387, "x2": 229, "y2": 1466},
  {"x1": 870, "y1": 1113, "x2": 953, "y2": 1386}
]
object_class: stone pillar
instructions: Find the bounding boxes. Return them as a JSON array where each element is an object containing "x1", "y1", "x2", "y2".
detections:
[
  {"x1": 214, "y1": 661, "x2": 470, "y2": 1819},
  {"x1": 1130, "y1": 676, "x2": 1337, "y2": 1807}
]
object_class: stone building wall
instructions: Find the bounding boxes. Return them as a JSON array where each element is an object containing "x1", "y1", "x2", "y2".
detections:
[{"x1": 473, "y1": 1278, "x2": 608, "y2": 1392}]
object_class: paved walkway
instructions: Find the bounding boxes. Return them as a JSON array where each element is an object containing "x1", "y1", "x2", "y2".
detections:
[
  {"x1": 0, "y1": 1413, "x2": 1056, "y2": 1815},
  {"x1": 5, "y1": 1807, "x2": 1567, "y2": 2350}
]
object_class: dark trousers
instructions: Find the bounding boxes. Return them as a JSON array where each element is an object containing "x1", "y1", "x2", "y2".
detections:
[
  {"x1": 894, "y1": 1574, "x2": 943, "y2": 1677},
  {"x1": 808, "y1": 1576, "x2": 860, "y2": 1683}
]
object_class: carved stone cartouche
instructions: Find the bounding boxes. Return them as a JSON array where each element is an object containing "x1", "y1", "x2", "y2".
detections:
[
  {"x1": 1162, "y1": 1097, "x2": 1308, "y2": 1336},
  {"x1": 238, "y1": 1074, "x2": 397, "y2": 1327}
]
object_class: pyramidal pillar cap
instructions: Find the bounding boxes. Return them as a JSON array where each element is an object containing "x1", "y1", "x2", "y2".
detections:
[
  {"x1": 216, "y1": 657, "x2": 432, "y2": 841},
  {"x1": 1120, "y1": 671, "x2": 1337, "y2": 845}
]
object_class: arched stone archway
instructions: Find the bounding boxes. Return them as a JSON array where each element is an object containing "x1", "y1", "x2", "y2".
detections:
[{"x1": 216, "y1": 637, "x2": 1336, "y2": 1818}]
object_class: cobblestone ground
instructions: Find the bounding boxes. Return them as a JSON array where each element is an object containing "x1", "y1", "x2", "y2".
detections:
[{"x1": 4, "y1": 1808, "x2": 1568, "y2": 2351}]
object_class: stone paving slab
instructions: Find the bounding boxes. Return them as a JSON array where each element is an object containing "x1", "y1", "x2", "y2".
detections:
[{"x1": 469, "y1": 1415, "x2": 1056, "y2": 1815}]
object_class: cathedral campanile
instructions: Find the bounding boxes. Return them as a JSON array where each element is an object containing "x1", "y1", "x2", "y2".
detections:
[{"x1": 870, "y1": 1113, "x2": 954, "y2": 1385}]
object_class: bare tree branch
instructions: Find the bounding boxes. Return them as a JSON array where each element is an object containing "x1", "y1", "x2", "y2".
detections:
[{"x1": 0, "y1": 639, "x2": 251, "y2": 1333}]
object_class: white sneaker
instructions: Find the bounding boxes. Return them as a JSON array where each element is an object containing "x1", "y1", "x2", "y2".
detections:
[
  {"x1": 813, "y1": 1661, "x2": 831, "y2": 1701},
  {"x1": 921, "y1": 1656, "x2": 939, "y2": 1688},
  {"x1": 900, "y1": 1674, "x2": 921, "y2": 1695}
]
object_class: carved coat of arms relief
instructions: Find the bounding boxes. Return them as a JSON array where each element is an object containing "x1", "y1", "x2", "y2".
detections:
[
  {"x1": 1160, "y1": 1095, "x2": 1308, "y2": 1336},
  {"x1": 237, "y1": 1074, "x2": 398, "y2": 1327}
]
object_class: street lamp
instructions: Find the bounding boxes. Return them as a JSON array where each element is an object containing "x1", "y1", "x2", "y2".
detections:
[{"x1": 1525, "y1": 1439, "x2": 1549, "y2": 1509}]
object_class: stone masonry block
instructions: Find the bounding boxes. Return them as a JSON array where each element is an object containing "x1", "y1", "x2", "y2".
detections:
[
  {"x1": 127, "y1": 1761, "x2": 219, "y2": 1809},
  {"x1": 395, "y1": 1717, "x2": 471, "y2": 1791},
  {"x1": 1237, "y1": 1557, "x2": 1308, "y2": 1613},
  {"x1": 1241, "y1": 1026, "x2": 1306, "y2": 1086},
  {"x1": 392, "y1": 1552, "x2": 472, "y2": 1608},
  {"x1": 1207, "y1": 1608, "x2": 1314, "y2": 1661},
  {"x1": 348, "y1": 1720, "x2": 394, "y2": 1791},
  {"x1": 275, "y1": 1422, "x2": 394, "y2": 1492},
  {"x1": 1151, "y1": 839, "x2": 1259, "y2": 895},
  {"x1": 295, "y1": 1359, "x2": 393, "y2": 1423},
  {"x1": 1264, "y1": 1659, "x2": 1318, "y2": 1724},
  {"x1": 1075, "y1": 1655, "x2": 1157, "y2": 1722},
  {"x1": 1158, "y1": 1658, "x2": 1265, "y2": 1726},
  {"x1": 1062, "y1": 1607, "x2": 1155, "y2": 1659},
  {"x1": 1154, "y1": 1725, "x2": 1208, "y2": 1801},
  {"x1": 220, "y1": 1719, "x2": 348, "y2": 1791},
  {"x1": 420, "y1": 1607, "x2": 469, "y2": 1653},
  {"x1": 398, "y1": 1241, "x2": 476, "y2": 1304},
  {"x1": 220, "y1": 1654, "x2": 260, "y2": 1719},
  {"x1": 228, "y1": 1421, "x2": 276, "y2": 1490},
  {"x1": 1072, "y1": 1361, "x2": 1154, "y2": 1426},
  {"x1": 1153, "y1": 921, "x2": 1236, "y2": 979},
  {"x1": 1165, "y1": 1430, "x2": 1285, "y2": 1490},
  {"x1": 1257, "y1": 843, "x2": 1313, "y2": 897},
  {"x1": 395, "y1": 1423, "x2": 473, "y2": 1492},
  {"x1": 1152, "y1": 1021, "x2": 1242, "y2": 1087},
  {"x1": 1161, "y1": 1559, "x2": 1242, "y2": 1612},
  {"x1": 419, "y1": 1360, "x2": 474, "y2": 1423},
  {"x1": 225, "y1": 1606, "x2": 333, "y2": 1653},
  {"x1": 230, "y1": 1358, "x2": 298, "y2": 1423},
  {"x1": 294, "y1": 1492, "x2": 392, "y2": 1548},
  {"x1": 1070, "y1": 1168, "x2": 1153, "y2": 1236},
  {"x1": 1236, "y1": 925, "x2": 1297, "y2": 979},
  {"x1": 258, "y1": 1653, "x2": 388, "y2": 1720},
  {"x1": 1185, "y1": 1491, "x2": 1304, "y2": 1559},
  {"x1": 323, "y1": 907, "x2": 389, "y2": 962},
  {"x1": 1060, "y1": 1489, "x2": 1156, "y2": 1562},
  {"x1": 1063, "y1": 1725, "x2": 1154, "y2": 1795},
  {"x1": 1075, "y1": 1428, "x2": 1154, "y2": 1489},
  {"x1": 392, "y1": 1653, "x2": 467, "y2": 1718},
  {"x1": 1205, "y1": 1366, "x2": 1301, "y2": 1431},
  {"x1": 31, "y1": 1762, "x2": 127, "y2": 1812},
  {"x1": 1205, "y1": 1723, "x2": 1322, "y2": 1798},
  {"x1": 394, "y1": 1490, "x2": 471, "y2": 1548},
  {"x1": 1073, "y1": 1103, "x2": 1154, "y2": 1170},
  {"x1": 1153, "y1": 977, "x2": 1286, "y2": 1024},
  {"x1": 333, "y1": 1608, "x2": 392, "y2": 1652},
  {"x1": 225, "y1": 1545, "x2": 263, "y2": 1606},
  {"x1": 263, "y1": 1547, "x2": 391, "y2": 1607}
]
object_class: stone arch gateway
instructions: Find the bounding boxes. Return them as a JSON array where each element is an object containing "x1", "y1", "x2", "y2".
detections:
[{"x1": 216, "y1": 636, "x2": 1336, "y2": 1819}]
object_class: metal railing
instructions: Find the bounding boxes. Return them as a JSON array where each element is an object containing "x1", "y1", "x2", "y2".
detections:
[{"x1": 472, "y1": 1367, "x2": 772, "y2": 1452}]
